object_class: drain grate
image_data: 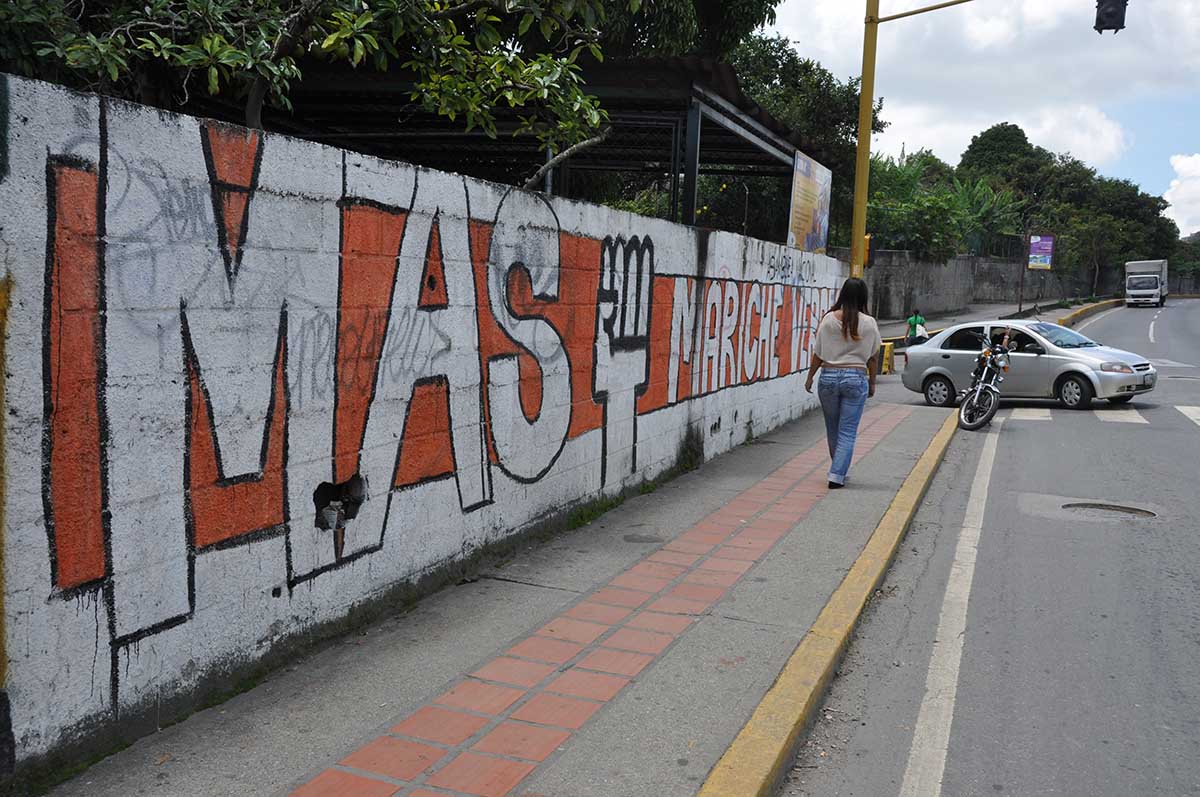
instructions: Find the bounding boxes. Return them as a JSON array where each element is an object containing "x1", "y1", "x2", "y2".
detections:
[{"x1": 1061, "y1": 502, "x2": 1157, "y2": 518}]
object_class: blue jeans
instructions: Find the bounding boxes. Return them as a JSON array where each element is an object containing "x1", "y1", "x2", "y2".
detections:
[{"x1": 817, "y1": 368, "x2": 869, "y2": 485}]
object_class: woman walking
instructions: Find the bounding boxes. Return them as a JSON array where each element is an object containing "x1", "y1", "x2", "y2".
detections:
[{"x1": 804, "y1": 278, "x2": 882, "y2": 489}]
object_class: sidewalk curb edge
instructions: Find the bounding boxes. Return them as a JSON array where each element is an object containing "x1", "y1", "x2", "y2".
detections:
[{"x1": 696, "y1": 412, "x2": 959, "y2": 797}]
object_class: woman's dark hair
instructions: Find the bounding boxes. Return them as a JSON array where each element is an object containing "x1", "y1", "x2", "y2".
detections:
[{"x1": 831, "y1": 278, "x2": 870, "y2": 340}]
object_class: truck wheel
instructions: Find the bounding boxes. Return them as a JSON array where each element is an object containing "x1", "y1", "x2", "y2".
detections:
[{"x1": 1057, "y1": 374, "x2": 1093, "y2": 410}]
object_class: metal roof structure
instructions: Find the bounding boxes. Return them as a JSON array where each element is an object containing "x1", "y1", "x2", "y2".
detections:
[{"x1": 196, "y1": 56, "x2": 804, "y2": 226}]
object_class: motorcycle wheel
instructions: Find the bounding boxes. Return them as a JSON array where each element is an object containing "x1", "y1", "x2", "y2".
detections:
[{"x1": 957, "y1": 389, "x2": 999, "y2": 431}]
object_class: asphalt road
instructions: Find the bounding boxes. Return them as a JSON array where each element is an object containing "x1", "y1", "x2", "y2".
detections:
[{"x1": 784, "y1": 299, "x2": 1200, "y2": 796}]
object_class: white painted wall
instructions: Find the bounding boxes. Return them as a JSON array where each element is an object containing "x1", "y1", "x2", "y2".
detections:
[{"x1": 0, "y1": 74, "x2": 847, "y2": 766}]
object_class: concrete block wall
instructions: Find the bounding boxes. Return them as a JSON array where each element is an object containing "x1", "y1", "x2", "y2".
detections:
[
  {"x1": 861, "y1": 252, "x2": 1058, "y2": 319},
  {"x1": 0, "y1": 74, "x2": 846, "y2": 776},
  {"x1": 971, "y1": 256, "x2": 1057, "y2": 305},
  {"x1": 862, "y1": 251, "x2": 974, "y2": 318}
]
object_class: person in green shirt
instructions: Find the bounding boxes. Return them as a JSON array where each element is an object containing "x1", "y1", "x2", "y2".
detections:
[{"x1": 906, "y1": 309, "x2": 926, "y2": 345}]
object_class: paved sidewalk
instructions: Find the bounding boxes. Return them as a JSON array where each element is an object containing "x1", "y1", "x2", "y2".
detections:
[
  {"x1": 878, "y1": 302, "x2": 1031, "y2": 340},
  {"x1": 52, "y1": 403, "x2": 949, "y2": 797}
]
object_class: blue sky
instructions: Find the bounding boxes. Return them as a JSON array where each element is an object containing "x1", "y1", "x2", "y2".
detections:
[
  {"x1": 769, "y1": 0, "x2": 1200, "y2": 235},
  {"x1": 1108, "y1": 99, "x2": 1199, "y2": 200}
]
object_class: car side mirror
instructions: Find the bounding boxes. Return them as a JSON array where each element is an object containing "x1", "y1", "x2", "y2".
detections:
[{"x1": 1026, "y1": 344, "x2": 1045, "y2": 355}]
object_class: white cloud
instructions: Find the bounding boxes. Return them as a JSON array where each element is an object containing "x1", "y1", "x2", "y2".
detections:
[
  {"x1": 769, "y1": 0, "x2": 1200, "y2": 176},
  {"x1": 1165, "y1": 154, "x2": 1200, "y2": 237},
  {"x1": 1018, "y1": 0, "x2": 1078, "y2": 32},
  {"x1": 871, "y1": 102, "x2": 987, "y2": 164},
  {"x1": 1021, "y1": 105, "x2": 1129, "y2": 167},
  {"x1": 962, "y1": 11, "x2": 1017, "y2": 49},
  {"x1": 871, "y1": 103, "x2": 1129, "y2": 169}
]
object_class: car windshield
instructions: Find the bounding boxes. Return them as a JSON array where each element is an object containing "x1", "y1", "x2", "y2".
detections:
[
  {"x1": 1029, "y1": 323, "x2": 1099, "y2": 349},
  {"x1": 1127, "y1": 275, "x2": 1159, "y2": 290}
]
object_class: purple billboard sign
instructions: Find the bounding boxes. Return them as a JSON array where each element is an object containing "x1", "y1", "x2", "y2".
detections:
[{"x1": 1028, "y1": 235, "x2": 1054, "y2": 270}]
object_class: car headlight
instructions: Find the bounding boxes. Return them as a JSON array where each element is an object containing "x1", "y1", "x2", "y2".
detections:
[{"x1": 1101, "y1": 362, "x2": 1134, "y2": 374}]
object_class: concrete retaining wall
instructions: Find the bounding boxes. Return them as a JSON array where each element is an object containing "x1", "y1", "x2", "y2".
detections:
[
  {"x1": 1170, "y1": 273, "x2": 1200, "y2": 294},
  {"x1": 860, "y1": 252, "x2": 1050, "y2": 318},
  {"x1": 0, "y1": 73, "x2": 846, "y2": 778}
]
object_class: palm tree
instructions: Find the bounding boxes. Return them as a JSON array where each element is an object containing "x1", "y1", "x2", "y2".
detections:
[{"x1": 951, "y1": 177, "x2": 1023, "y2": 255}]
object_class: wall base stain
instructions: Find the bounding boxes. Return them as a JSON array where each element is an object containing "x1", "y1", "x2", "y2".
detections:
[{"x1": 0, "y1": 273, "x2": 13, "y2": 778}]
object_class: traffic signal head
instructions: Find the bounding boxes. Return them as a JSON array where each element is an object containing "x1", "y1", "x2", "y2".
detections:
[{"x1": 1095, "y1": 0, "x2": 1128, "y2": 34}]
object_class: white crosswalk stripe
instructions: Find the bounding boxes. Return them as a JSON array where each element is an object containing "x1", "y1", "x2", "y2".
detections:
[
  {"x1": 1094, "y1": 408, "x2": 1150, "y2": 424},
  {"x1": 979, "y1": 405, "x2": 1200, "y2": 425}
]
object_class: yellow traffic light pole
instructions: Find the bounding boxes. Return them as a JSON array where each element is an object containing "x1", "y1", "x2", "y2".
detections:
[{"x1": 850, "y1": 0, "x2": 976, "y2": 278}]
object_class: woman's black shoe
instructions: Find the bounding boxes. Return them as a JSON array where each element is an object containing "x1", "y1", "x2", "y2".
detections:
[{"x1": 828, "y1": 481, "x2": 843, "y2": 490}]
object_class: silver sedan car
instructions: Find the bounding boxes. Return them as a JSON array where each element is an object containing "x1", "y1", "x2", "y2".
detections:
[{"x1": 901, "y1": 319, "x2": 1157, "y2": 409}]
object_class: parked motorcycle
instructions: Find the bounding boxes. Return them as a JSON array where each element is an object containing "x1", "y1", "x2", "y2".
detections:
[{"x1": 957, "y1": 331, "x2": 1011, "y2": 431}]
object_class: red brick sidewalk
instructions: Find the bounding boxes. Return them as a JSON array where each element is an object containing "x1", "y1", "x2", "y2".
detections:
[{"x1": 292, "y1": 404, "x2": 913, "y2": 797}]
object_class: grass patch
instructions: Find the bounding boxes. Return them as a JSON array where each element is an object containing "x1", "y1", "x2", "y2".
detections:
[{"x1": 566, "y1": 495, "x2": 625, "y2": 530}]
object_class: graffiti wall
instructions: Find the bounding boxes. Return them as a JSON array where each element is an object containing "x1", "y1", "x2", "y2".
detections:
[{"x1": 0, "y1": 74, "x2": 845, "y2": 768}]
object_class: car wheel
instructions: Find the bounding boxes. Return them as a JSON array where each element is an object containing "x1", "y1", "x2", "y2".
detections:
[
  {"x1": 1057, "y1": 374, "x2": 1093, "y2": 410},
  {"x1": 923, "y1": 375, "x2": 954, "y2": 407},
  {"x1": 1108, "y1": 395, "x2": 1134, "y2": 405}
]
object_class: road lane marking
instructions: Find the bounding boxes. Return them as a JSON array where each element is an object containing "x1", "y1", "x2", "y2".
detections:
[
  {"x1": 1152, "y1": 359, "x2": 1196, "y2": 368},
  {"x1": 1076, "y1": 306, "x2": 1124, "y2": 332},
  {"x1": 899, "y1": 420, "x2": 1002, "y2": 797},
  {"x1": 1009, "y1": 408, "x2": 1051, "y2": 421},
  {"x1": 1094, "y1": 408, "x2": 1150, "y2": 424},
  {"x1": 1178, "y1": 407, "x2": 1200, "y2": 428},
  {"x1": 1149, "y1": 321, "x2": 1156, "y2": 343}
]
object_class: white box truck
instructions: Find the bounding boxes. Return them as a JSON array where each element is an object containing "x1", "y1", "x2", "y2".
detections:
[{"x1": 1125, "y1": 260, "x2": 1169, "y2": 307}]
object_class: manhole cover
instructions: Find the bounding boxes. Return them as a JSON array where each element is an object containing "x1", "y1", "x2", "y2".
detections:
[{"x1": 1061, "y1": 502, "x2": 1157, "y2": 518}]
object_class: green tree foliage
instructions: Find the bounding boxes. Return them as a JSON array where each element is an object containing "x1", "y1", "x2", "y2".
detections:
[
  {"x1": 1173, "y1": 237, "x2": 1200, "y2": 286},
  {"x1": 866, "y1": 121, "x2": 1181, "y2": 291},
  {"x1": 866, "y1": 154, "x2": 960, "y2": 260},
  {"x1": 602, "y1": 0, "x2": 780, "y2": 58},
  {"x1": 0, "y1": 0, "x2": 642, "y2": 148},
  {"x1": 959, "y1": 123, "x2": 1179, "y2": 291},
  {"x1": 950, "y1": 177, "x2": 1022, "y2": 255},
  {"x1": 727, "y1": 33, "x2": 885, "y2": 246},
  {"x1": 957, "y1": 122, "x2": 1048, "y2": 179}
]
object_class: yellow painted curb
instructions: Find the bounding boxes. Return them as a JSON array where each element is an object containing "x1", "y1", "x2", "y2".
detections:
[
  {"x1": 1057, "y1": 298, "x2": 1122, "y2": 328},
  {"x1": 697, "y1": 412, "x2": 958, "y2": 797},
  {"x1": 879, "y1": 342, "x2": 895, "y2": 375}
]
